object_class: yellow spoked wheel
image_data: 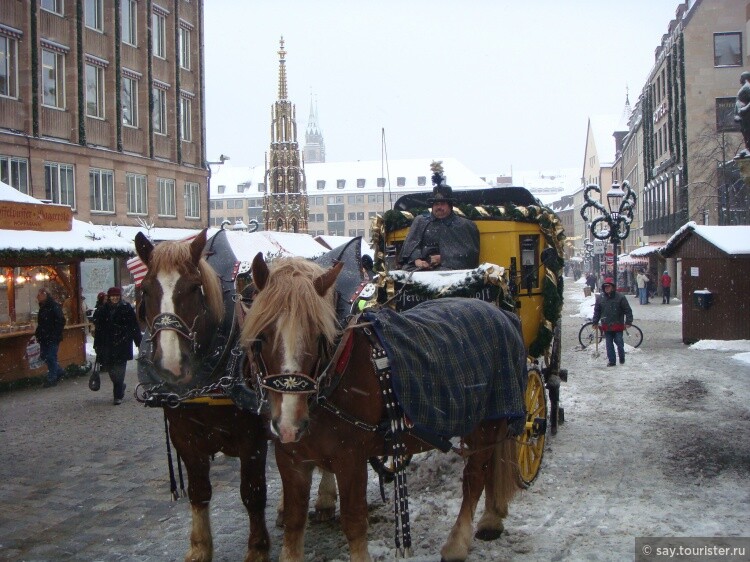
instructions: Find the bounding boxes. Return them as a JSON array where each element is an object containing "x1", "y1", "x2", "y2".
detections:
[{"x1": 517, "y1": 367, "x2": 547, "y2": 487}]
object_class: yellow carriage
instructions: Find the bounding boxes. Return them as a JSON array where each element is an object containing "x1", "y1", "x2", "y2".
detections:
[{"x1": 370, "y1": 185, "x2": 567, "y2": 485}]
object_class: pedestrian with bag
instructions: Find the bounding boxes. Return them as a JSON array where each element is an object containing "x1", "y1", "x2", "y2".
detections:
[
  {"x1": 92, "y1": 287, "x2": 142, "y2": 404},
  {"x1": 661, "y1": 270, "x2": 672, "y2": 304},
  {"x1": 592, "y1": 277, "x2": 634, "y2": 367},
  {"x1": 35, "y1": 288, "x2": 66, "y2": 387}
]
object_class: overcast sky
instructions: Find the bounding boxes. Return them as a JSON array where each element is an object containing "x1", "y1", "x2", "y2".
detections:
[{"x1": 204, "y1": 0, "x2": 681, "y2": 176}]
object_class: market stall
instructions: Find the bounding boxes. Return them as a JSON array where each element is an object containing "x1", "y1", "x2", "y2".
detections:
[{"x1": 0, "y1": 182, "x2": 133, "y2": 385}]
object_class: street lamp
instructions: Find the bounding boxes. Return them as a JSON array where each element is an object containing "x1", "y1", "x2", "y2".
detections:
[
  {"x1": 206, "y1": 154, "x2": 230, "y2": 227},
  {"x1": 580, "y1": 181, "x2": 637, "y2": 288}
]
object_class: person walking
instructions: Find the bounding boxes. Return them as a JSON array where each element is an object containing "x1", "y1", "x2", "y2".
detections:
[
  {"x1": 661, "y1": 270, "x2": 672, "y2": 304},
  {"x1": 93, "y1": 287, "x2": 142, "y2": 405},
  {"x1": 35, "y1": 288, "x2": 66, "y2": 387},
  {"x1": 592, "y1": 277, "x2": 633, "y2": 367},
  {"x1": 636, "y1": 270, "x2": 650, "y2": 305}
]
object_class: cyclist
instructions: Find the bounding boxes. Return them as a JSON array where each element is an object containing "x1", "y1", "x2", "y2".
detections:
[{"x1": 592, "y1": 277, "x2": 633, "y2": 367}]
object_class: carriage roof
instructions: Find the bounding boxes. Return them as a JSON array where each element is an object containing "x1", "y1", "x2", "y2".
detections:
[{"x1": 392, "y1": 186, "x2": 541, "y2": 212}]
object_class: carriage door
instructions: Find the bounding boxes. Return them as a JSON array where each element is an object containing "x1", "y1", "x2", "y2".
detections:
[{"x1": 520, "y1": 235, "x2": 540, "y2": 295}]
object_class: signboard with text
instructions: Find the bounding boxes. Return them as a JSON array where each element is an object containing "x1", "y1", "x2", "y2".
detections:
[{"x1": 0, "y1": 201, "x2": 72, "y2": 231}]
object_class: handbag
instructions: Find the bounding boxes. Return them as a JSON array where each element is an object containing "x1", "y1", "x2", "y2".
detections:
[{"x1": 88, "y1": 361, "x2": 101, "y2": 391}]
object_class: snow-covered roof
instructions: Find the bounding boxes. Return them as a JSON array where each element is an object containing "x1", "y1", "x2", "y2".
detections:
[
  {"x1": 222, "y1": 230, "x2": 326, "y2": 262},
  {"x1": 209, "y1": 157, "x2": 489, "y2": 199},
  {"x1": 110, "y1": 225, "x2": 205, "y2": 242},
  {"x1": 629, "y1": 243, "x2": 663, "y2": 257},
  {"x1": 0, "y1": 182, "x2": 134, "y2": 258},
  {"x1": 661, "y1": 222, "x2": 750, "y2": 257}
]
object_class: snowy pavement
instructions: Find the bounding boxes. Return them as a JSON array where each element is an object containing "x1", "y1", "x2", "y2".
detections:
[{"x1": 1, "y1": 276, "x2": 748, "y2": 561}]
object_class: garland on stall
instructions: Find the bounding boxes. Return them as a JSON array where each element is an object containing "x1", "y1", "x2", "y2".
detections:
[{"x1": 376, "y1": 201, "x2": 566, "y2": 358}]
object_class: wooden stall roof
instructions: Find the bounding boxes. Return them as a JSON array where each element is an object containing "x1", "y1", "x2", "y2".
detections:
[
  {"x1": 661, "y1": 222, "x2": 750, "y2": 259},
  {"x1": 0, "y1": 182, "x2": 134, "y2": 260}
]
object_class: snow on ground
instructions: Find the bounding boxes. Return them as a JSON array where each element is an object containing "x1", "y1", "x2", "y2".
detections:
[{"x1": 291, "y1": 274, "x2": 750, "y2": 561}]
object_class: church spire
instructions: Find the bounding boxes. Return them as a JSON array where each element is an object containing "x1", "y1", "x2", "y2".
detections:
[
  {"x1": 304, "y1": 93, "x2": 326, "y2": 163},
  {"x1": 277, "y1": 36, "x2": 287, "y2": 100},
  {"x1": 264, "y1": 37, "x2": 308, "y2": 233}
]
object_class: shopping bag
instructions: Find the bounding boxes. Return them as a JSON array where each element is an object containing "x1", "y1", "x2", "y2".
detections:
[{"x1": 88, "y1": 361, "x2": 101, "y2": 391}]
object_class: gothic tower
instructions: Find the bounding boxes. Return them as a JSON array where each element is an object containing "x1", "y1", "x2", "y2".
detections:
[
  {"x1": 303, "y1": 95, "x2": 326, "y2": 163},
  {"x1": 263, "y1": 37, "x2": 308, "y2": 233}
]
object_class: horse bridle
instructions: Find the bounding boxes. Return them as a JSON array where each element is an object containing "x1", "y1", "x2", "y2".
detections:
[
  {"x1": 249, "y1": 334, "x2": 330, "y2": 397},
  {"x1": 148, "y1": 311, "x2": 202, "y2": 355}
]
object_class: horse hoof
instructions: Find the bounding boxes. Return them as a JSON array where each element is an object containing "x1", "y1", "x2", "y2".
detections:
[
  {"x1": 474, "y1": 527, "x2": 503, "y2": 541},
  {"x1": 309, "y1": 507, "x2": 336, "y2": 522}
]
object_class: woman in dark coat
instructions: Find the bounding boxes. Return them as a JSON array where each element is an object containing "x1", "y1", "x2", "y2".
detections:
[{"x1": 93, "y1": 287, "x2": 142, "y2": 404}]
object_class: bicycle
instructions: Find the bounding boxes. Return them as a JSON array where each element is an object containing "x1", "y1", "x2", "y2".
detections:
[{"x1": 578, "y1": 320, "x2": 643, "y2": 349}]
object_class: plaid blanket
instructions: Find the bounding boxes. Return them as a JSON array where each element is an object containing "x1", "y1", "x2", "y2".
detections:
[{"x1": 365, "y1": 298, "x2": 527, "y2": 437}]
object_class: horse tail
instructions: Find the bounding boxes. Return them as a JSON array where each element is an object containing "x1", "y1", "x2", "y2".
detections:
[{"x1": 490, "y1": 421, "x2": 522, "y2": 516}]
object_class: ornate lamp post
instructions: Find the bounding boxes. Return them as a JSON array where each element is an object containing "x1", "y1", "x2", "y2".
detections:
[{"x1": 580, "y1": 181, "x2": 636, "y2": 288}]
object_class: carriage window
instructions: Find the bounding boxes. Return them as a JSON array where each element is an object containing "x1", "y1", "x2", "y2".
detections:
[{"x1": 519, "y1": 234, "x2": 540, "y2": 294}]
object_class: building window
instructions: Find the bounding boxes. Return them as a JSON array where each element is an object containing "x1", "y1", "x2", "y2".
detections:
[
  {"x1": 357, "y1": 211, "x2": 364, "y2": 220},
  {"x1": 357, "y1": 178, "x2": 365, "y2": 188},
  {"x1": 180, "y1": 95, "x2": 192, "y2": 141},
  {"x1": 41, "y1": 49, "x2": 65, "y2": 108},
  {"x1": 714, "y1": 32, "x2": 742, "y2": 67},
  {"x1": 417, "y1": 176, "x2": 426, "y2": 186},
  {"x1": 327, "y1": 195, "x2": 343, "y2": 204},
  {"x1": 157, "y1": 178, "x2": 176, "y2": 217},
  {"x1": 89, "y1": 168, "x2": 114, "y2": 213},
  {"x1": 184, "y1": 182, "x2": 200, "y2": 219},
  {"x1": 397, "y1": 177, "x2": 405, "y2": 187},
  {"x1": 377, "y1": 177, "x2": 385, "y2": 187},
  {"x1": 217, "y1": 185, "x2": 225, "y2": 194},
  {"x1": 126, "y1": 173, "x2": 147, "y2": 215},
  {"x1": 152, "y1": 87, "x2": 167, "y2": 134},
  {"x1": 0, "y1": 156, "x2": 29, "y2": 194},
  {"x1": 44, "y1": 162, "x2": 75, "y2": 208},
  {"x1": 85, "y1": 63, "x2": 104, "y2": 118},
  {"x1": 85, "y1": 0, "x2": 104, "y2": 32},
  {"x1": 368, "y1": 211, "x2": 377, "y2": 219},
  {"x1": 317, "y1": 180, "x2": 325, "y2": 190},
  {"x1": 348, "y1": 212, "x2": 356, "y2": 221},
  {"x1": 152, "y1": 12, "x2": 166, "y2": 59},
  {"x1": 0, "y1": 36, "x2": 18, "y2": 99},
  {"x1": 210, "y1": 200, "x2": 224, "y2": 210},
  {"x1": 121, "y1": 0, "x2": 137, "y2": 46},
  {"x1": 179, "y1": 26, "x2": 191, "y2": 70},
  {"x1": 337, "y1": 179, "x2": 346, "y2": 189},
  {"x1": 716, "y1": 97, "x2": 741, "y2": 132},
  {"x1": 122, "y1": 75, "x2": 138, "y2": 127},
  {"x1": 41, "y1": 0, "x2": 63, "y2": 15}
]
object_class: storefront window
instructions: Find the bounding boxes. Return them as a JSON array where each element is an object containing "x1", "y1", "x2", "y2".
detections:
[{"x1": 0, "y1": 263, "x2": 76, "y2": 329}]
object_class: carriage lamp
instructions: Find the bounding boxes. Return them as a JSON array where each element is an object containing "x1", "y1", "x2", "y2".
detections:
[{"x1": 580, "y1": 181, "x2": 636, "y2": 287}]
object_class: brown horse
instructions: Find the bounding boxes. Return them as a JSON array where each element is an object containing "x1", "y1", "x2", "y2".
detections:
[
  {"x1": 135, "y1": 230, "x2": 271, "y2": 562},
  {"x1": 241, "y1": 253, "x2": 523, "y2": 562}
]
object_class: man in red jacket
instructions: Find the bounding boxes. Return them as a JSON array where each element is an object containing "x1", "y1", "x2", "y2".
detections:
[
  {"x1": 661, "y1": 270, "x2": 672, "y2": 304},
  {"x1": 592, "y1": 277, "x2": 633, "y2": 367}
]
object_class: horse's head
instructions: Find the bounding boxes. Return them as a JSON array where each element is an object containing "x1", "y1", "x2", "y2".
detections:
[
  {"x1": 242, "y1": 253, "x2": 342, "y2": 443},
  {"x1": 135, "y1": 229, "x2": 224, "y2": 387}
]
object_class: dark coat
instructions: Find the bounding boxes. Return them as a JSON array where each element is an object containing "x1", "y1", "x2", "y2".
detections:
[
  {"x1": 399, "y1": 212, "x2": 480, "y2": 270},
  {"x1": 35, "y1": 297, "x2": 66, "y2": 345},
  {"x1": 93, "y1": 301, "x2": 142, "y2": 366},
  {"x1": 592, "y1": 290, "x2": 633, "y2": 332}
]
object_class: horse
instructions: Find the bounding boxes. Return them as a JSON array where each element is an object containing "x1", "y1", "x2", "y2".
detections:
[
  {"x1": 135, "y1": 229, "x2": 337, "y2": 562},
  {"x1": 241, "y1": 253, "x2": 525, "y2": 562}
]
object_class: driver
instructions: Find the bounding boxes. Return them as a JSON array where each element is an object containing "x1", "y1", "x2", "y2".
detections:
[{"x1": 399, "y1": 179, "x2": 479, "y2": 271}]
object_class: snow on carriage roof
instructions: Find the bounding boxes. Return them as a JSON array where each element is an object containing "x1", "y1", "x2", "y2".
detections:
[
  {"x1": 220, "y1": 230, "x2": 327, "y2": 261},
  {"x1": 0, "y1": 181, "x2": 134, "y2": 257}
]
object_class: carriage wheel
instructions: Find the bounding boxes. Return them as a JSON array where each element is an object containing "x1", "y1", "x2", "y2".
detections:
[{"x1": 517, "y1": 367, "x2": 547, "y2": 487}]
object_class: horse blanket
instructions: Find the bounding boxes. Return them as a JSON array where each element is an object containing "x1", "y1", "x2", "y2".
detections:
[{"x1": 364, "y1": 298, "x2": 527, "y2": 437}]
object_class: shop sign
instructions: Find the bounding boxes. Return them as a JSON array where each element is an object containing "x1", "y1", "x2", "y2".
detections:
[
  {"x1": 593, "y1": 240, "x2": 605, "y2": 254},
  {"x1": 0, "y1": 201, "x2": 72, "y2": 231},
  {"x1": 605, "y1": 252, "x2": 614, "y2": 264}
]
